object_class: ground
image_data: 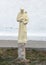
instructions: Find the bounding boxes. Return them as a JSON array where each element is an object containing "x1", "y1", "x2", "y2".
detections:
[{"x1": 0, "y1": 48, "x2": 46, "y2": 65}]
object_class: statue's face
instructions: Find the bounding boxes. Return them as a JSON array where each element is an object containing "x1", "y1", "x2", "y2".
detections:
[{"x1": 21, "y1": 9, "x2": 24, "y2": 13}]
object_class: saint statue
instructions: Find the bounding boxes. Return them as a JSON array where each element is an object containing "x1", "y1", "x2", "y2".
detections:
[{"x1": 17, "y1": 8, "x2": 28, "y2": 44}]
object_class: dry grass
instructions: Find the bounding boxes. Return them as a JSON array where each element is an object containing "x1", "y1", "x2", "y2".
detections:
[{"x1": 0, "y1": 48, "x2": 46, "y2": 65}]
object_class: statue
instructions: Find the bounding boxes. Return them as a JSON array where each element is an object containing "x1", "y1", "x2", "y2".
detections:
[
  {"x1": 16, "y1": 8, "x2": 29, "y2": 63},
  {"x1": 17, "y1": 8, "x2": 28, "y2": 44}
]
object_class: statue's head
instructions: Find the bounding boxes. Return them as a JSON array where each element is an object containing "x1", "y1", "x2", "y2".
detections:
[{"x1": 20, "y1": 8, "x2": 24, "y2": 13}]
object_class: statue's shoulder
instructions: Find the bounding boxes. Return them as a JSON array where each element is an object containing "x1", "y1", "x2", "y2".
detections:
[{"x1": 17, "y1": 12, "x2": 21, "y2": 17}]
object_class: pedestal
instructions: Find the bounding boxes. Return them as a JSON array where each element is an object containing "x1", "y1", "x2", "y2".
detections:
[
  {"x1": 18, "y1": 43, "x2": 25, "y2": 59},
  {"x1": 15, "y1": 43, "x2": 30, "y2": 65}
]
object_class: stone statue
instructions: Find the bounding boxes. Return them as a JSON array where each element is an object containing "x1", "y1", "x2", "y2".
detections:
[
  {"x1": 17, "y1": 8, "x2": 29, "y2": 63},
  {"x1": 17, "y1": 8, "x2": 28, "y2": 44}
]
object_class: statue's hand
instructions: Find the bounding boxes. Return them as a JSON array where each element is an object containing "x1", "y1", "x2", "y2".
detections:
[
  {"x1": 17, "y1": 19, "x2": 23, "y2": 22},
  {"x1": 24, "y1": 23, "x2": 27, "y2": 25},
  {"x1": 23, "y1": 19, "x2": 28, "y2": 25}
]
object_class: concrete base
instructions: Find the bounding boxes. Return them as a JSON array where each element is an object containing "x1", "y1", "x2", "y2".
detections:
[
  {"x1": 15, "y1": 43, "x2": 30, "y2": 65},
  {"x1": 18, "y1": 43, "x2": 25, "y2": 59}
]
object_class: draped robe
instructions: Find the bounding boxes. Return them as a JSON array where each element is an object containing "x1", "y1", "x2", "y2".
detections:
[{"x1": 17, "y1": 12, "x2": 28, "y2": 43}]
